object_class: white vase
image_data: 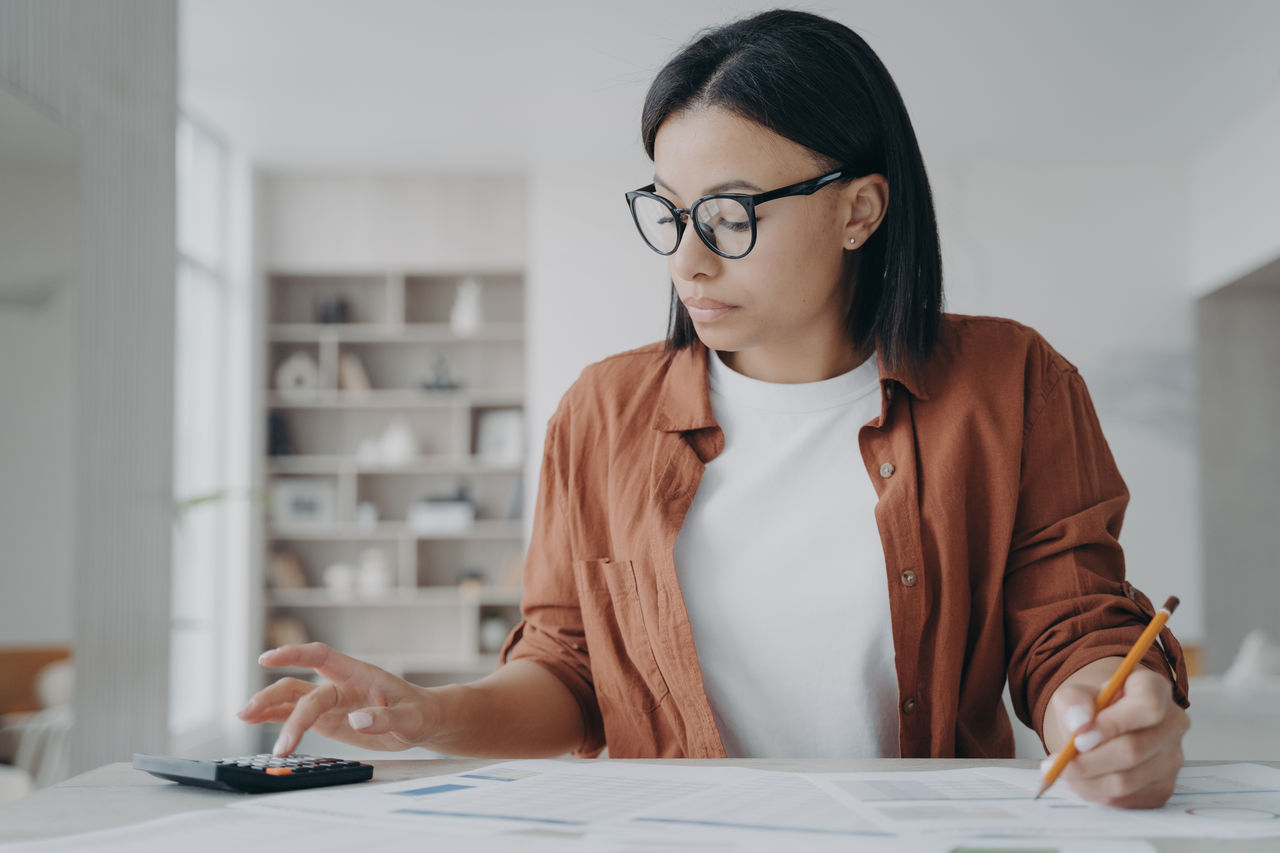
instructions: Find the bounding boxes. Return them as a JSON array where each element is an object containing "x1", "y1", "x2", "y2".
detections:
[
  {"x1": 450, "y1": 277, "x2": 482, "y2": 337},
  {"x1": 380, "y1": 417, "x2": 419, "y2": 465},
  {"x1": 357, "y1": 548, "x2": 391, "y2": 596}
]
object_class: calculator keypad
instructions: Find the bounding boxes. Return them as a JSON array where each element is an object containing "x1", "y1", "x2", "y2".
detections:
[{"x1": 215, "y1": 754, "x2": 364, "y2": 773}]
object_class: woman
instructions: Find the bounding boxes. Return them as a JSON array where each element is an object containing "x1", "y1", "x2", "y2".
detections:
[{"x1": 240, "y1": 10, "x2": 1190, "y2": 808}]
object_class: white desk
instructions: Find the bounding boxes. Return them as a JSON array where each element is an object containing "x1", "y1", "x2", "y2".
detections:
[{"x1": 1, "y1": 758, "x2": 1276, "y2": 851}]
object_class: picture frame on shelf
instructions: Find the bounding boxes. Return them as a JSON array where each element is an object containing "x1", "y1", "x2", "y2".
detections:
[
  {"x1": 475, "y1": 408, "x2": 524, "y2": 465},
  {"x1": 270, "y1": 477, "x2": 338, "y2": 526}
]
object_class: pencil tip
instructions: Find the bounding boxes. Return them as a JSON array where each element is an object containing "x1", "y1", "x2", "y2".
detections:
[{"x1": 1163, "y1": 596, "x2": 1180, "y2": 613}]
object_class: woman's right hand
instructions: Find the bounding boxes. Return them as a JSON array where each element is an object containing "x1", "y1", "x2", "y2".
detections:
[{"x1": 238, "y1": 642, "x2": 440, "y2": 756}]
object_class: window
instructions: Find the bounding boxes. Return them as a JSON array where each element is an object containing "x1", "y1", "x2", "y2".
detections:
[{"x1": 171, "y1": 115, "x2": 229, "y2": 743}]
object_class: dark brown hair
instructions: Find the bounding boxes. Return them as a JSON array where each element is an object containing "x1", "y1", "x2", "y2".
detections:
[{"x1": 642, "y1": 9, "x2": 943, "y2": 372}]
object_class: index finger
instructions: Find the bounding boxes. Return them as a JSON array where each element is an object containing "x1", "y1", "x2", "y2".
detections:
[
  {"x1": 259, "y1": 642, "x2": 367, "y2": 684},
  {"x1": 273, "y1": 680, "x2": 341, "y2": 756},
  {"x1": 1091, "y1": 668, "x2": 1173, "y2": 739}
]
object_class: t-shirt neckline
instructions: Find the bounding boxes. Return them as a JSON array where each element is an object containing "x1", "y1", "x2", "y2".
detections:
[{"x1": 708, "y1": 348, "x2": 881, "y2": 413}]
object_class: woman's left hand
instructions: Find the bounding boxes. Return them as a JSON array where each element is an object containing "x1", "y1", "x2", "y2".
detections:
[{"x1": 1043, "y1": 660, "x2": 1190, "y2": 809}]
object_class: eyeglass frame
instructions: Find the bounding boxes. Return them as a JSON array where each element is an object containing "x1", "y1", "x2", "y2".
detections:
[{"x1": 624, "y1": 169, "x2": 848, "y2": 260}]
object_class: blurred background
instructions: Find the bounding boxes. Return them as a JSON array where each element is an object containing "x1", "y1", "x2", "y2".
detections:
[{"x1": 1, "y1": 0, "x2": 1278, "y2": 799}]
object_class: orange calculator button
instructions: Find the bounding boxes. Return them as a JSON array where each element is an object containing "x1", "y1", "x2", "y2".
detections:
[{"x1": 265, "y1": 767, "x2": 293, "y2": 776}]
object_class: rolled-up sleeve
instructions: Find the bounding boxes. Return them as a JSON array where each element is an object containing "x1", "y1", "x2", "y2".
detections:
[
  {"x1": 1004, "y1": 365, "x2": 1190, "y2": 743},
  {"x1": 498, "y1": 404, "x2": 606, "y2": 757}
]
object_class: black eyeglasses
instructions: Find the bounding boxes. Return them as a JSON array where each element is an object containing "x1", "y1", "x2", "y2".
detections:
[{"x1": 624, "y1": 170, "x2": 847, "y2": 259}]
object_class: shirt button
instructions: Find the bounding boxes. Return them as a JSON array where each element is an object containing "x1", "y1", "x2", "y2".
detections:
[
  {"x1": 902, "y1": 696, "x2": 917, "y2": 715},
  {"x1": 900, "y1": 570, "x2": 917, "y2": 587},
  {"x1": 879, "y1": 462, "x2": 895, "y2": 478}
]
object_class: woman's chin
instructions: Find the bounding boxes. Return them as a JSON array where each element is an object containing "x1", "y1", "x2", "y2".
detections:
[{"x1": 693, "y1": 327, "x2": 742, "y2": 353}]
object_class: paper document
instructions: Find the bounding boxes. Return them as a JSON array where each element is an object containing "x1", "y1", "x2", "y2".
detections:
[
  {"x1": 229, "y1": 759, "x2": 1280, "y2": 843},
  {"x1": 5, "y1": 761, "x2": 1273, "y2": 852},
  {"x1": 0, "y1": 808, "x2": 1157, "y2": 853}
]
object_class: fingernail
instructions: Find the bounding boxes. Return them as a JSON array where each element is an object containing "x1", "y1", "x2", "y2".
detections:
[
  {"x1": 1074, "y1": 729, "x2": 1104, "y2": 752},
  {"x1": 348, "y1": 711, "x2": 373, "y2": 730},
  {"x1": 1039, "y1": 757, "x2": 1054, "y2": 773},
  {"x1": 238, "y1": 699, "x2": 253, "y2": 715},
  {"x1": 272, "y1": 734, "x2": 288, "y2": 756},
  {"x1": 1064, "y1": 704, "x2": 1093, "y2": 733},
  {"x1": 258, "y1": 649, "x2": 275, "y2": 663}
]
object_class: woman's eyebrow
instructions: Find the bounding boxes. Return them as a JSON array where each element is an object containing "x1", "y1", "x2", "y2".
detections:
[{"x1": 653, "y1": 175, "x2": 765, "y2": 198}]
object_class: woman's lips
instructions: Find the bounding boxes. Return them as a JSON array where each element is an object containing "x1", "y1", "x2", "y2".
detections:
[{"x1": 683, "y1": 297, "x2": 736, "y2": 323}]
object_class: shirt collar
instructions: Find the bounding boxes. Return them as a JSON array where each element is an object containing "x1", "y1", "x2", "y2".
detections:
[
  {"x1": 653, "y1": 339, "x2": 931, "y2": 433},
  {"x1": 876, "y1": 339, "x2": 932, "y2": 402}
]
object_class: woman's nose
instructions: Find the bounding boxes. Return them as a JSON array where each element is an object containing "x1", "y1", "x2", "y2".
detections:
[{"x1": 669, "y1": 217, "x2": 720, "y2": 282}]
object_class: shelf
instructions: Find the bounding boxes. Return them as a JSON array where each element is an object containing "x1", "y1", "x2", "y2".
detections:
[
  {"x1": 266, "y1": 266, "x2": 524, "y2": 278},
  {"x1": 268, "y1": 586, "x2": 523, "y2": 608},
  {"x1": 267, "y1": 454, "x2": 523, "y2": 475},
  {"x1": 268, "y1": 322, "x2": 524, "y2": 343},
  {"x1": 268, "y1": 520, "x2": 525, "y2": 541},
  {"x1": 267, "y1": 389, "x2": 523, "y2": 409},
  {"x1": 261, "y1": 248, "x2": 526, "y2": 682}
]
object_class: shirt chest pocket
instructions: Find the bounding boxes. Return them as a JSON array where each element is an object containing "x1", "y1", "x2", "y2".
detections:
[{"x1": 573, "y1": 558, "x2": 671, "y2": 713}]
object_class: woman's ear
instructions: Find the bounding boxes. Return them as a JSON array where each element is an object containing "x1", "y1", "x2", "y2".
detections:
[{"x1": 841, "y1": 173, "x2": 889, "y2": 248}]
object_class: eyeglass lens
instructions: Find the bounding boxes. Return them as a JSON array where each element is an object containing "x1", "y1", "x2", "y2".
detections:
[{"x1": 631, "y1": 195, "x2": 753, "y2": 257}]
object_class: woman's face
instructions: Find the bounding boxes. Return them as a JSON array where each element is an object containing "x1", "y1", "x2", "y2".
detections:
[{"x1": 652, "y1": 106, "x2": 886, "y2": 383}]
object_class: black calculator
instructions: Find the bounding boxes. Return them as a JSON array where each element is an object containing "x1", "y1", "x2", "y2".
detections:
[{"x1": 133, "y1": 753, "x2": 374, "y2": 793}]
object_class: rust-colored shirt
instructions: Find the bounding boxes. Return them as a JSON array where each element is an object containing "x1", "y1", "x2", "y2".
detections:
[{"x1": 500, "y1": 314, "x2": 1190, "y2": 758}]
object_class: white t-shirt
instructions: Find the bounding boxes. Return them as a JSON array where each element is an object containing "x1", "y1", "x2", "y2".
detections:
[{"x1": 672, "y1": 349, "x2": 900, "y2": 758}]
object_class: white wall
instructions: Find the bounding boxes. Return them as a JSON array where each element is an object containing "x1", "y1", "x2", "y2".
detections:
[
  {"x1": 261, "y1": 173, "x2": 525, "y2": 271},
  {"x1": 1189, "y1": 82, "x2": 1280, "y2": 297},
  {"x1": 524, "y1": 164, "x2": 669, "y2": 487}
]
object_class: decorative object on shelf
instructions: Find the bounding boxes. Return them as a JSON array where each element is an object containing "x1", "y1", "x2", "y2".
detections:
[
  {"x1": 475, "y1": 408, "x2": 524, "y2": 465},
  {"x1": 274, "y1": 351, "x2": 321, "y2": 401},
  {"x1": 267, "y1": 550, "x2": 308, "y2": 589},
  {"x1": 449, "y1": 277, "x2": 483, "y2": 337},
  {"x1": 355, "y1": 501, "x2": 380, "y2": 531},
  {"x1": 270, "y1": 478, "x2": 337, "y2": 526},
  {"x1": 457, "y1": 568, "x2": 487, "y2": 592},
  {"x1": 315, "y1": 295, "x2": 350, "y2": 324},
  {"x1": 266, "y1": 616, "x2": 309, "y2": 649},
  {"x1": 408, "y1": 486, "x2": 475, "y2": 534},
  {"x1": 421, "y1": 352, "x2": 461, "y2": 392},
  {"x1": 338, "y1": 352, "x2": 372, "y2": 392},
  {"x1": 267, "y1": 412, "x2": 295, "y2": 456},
  {"x1": 380, "y1": 417, "x2": 419, "y2": 466},
  {"x1": 322, "y1": 562, "x2": 356, "y2": 598},
  {"x1": 356, "y1": 547, "x2": 392, "y2": 597},
  {"x1": 355, "y1": 436, "x2": 382, "y2": 467},
  {"x1": 479, "y1": 612, "x2": 510, "y2": 653}
]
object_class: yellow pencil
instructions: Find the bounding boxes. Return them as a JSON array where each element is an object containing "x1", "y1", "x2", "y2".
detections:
[{"x1": 1034, "y1": 595, "x2": 1180, "y2": 799}]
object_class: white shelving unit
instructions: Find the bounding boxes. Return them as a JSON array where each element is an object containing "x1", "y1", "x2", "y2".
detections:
[{"x1": 261, "y1": 269, "x2": 527, "y2": 699}]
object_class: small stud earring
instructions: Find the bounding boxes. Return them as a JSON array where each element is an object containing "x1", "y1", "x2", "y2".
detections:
[{"x1": 849, "y1": 237, "x2": 857, "y2": 246}]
